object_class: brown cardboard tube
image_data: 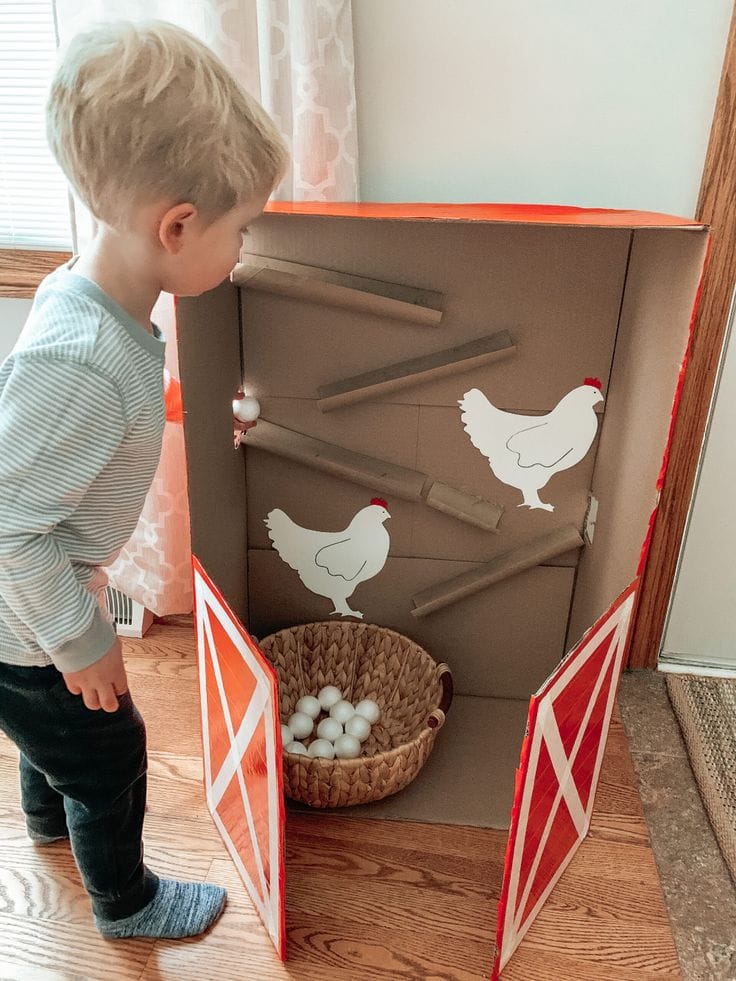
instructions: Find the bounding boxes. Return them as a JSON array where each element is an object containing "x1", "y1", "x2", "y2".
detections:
[
  {"x1": 423, "y1": 481, "x2": 503, "y2": 532},
  {"x1": 232, "y1": 254, "x2": 444, "y2": 326},
  {"x1": 411, "y1": 525, "x2": 584, "y2": 618},
  {"x1": 246, "y1": 420, "x2": 428, "y2": 501},
  {"x1": 246, "y1": 421, "x2": 504, "y2": 531},
  {"x1": 317, "y1": 331, "x2": 515, "y2": 411}
]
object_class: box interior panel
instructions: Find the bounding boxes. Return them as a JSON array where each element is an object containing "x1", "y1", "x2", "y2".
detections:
[
  {"x1": 249, "y1": 549, "x2": 575, "y2": 699},
  {"x1": 286, "y1": 694, "x2": 528, "y2": 829},
  {"x1": 242, "y1": 218, "x2": 631, "y2": 410},
  {"x1": 568, "y1": 227, "x2": 709, "y2": 645},
  {"x1": 177, "y1": 215, "x2": 709, "y2": 831}
]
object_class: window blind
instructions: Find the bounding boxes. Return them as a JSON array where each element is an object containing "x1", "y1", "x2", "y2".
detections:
[{"x1": 0, "y1": 0, "x2": 72, "y2": 249}]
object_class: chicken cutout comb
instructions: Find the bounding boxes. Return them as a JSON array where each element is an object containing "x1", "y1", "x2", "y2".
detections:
[
  {"x1": 584, "y1": 377, "x2": 602, "y2": 390},
  {"x1": 371, "y1": 498, "x2": 389, "y2": 509}
]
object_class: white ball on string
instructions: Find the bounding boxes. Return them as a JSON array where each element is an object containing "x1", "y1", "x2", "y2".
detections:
[{"x1": 233, "y1": 394, "x2": 261, "y2": 423}]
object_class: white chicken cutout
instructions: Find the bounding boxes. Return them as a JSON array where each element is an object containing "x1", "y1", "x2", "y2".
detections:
[
  {"x1": 459, "y1": 378, "x2": 604, "y2": 512},
  {"x1": 265, "y1": 499, "x2": 391, "y2": 618}
]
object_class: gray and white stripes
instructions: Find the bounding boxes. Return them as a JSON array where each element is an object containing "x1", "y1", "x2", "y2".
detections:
[{"x1": 0, "y1": 261, "x2": 166, "y2": 671}]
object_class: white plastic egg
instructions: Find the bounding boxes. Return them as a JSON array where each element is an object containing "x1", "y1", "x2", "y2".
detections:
[
  {"x1": 345, "y1": 714, "x2": 371, "y2": 742},
  {"x1": 232, "y1": 394, "x2": 261, "y2": 423},
  {"x1": 334, "y1": 734, "x2": 361, "y2": 759},
  {"x1": 295, "y1": 695, "x2": 321, "y2": 720},
  {"x1": 330, "y1": 700, "x2": 356, "y2": 725},
  {"x1": 285, "y1": 741, "x2": 308, "y2": 755},
  {"x1": 308, "y1": 738, "x2": 336, "y2": 759},
  {"x1": 280, "y1": 724, "x2": 292, "y2": 746},
  {"x1": 317, "y1": 717, "x2": 343, "y2": 742},
  {"x1": 287, "y1": 711, "x2": 314, "y2": 740},
  {"x1": 318, "y1": 685, "x2": 343, "y2": 710},
  {"x1": 354, "y1": 699, "x2": 381, "y2": 725}
]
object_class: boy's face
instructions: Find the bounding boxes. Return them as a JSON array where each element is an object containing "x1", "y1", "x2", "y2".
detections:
[{"x1": 160, "y1": 192, "x2": 270, "y2": 296}]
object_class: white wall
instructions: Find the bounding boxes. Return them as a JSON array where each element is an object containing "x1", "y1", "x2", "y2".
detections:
[
  {"x1": 353, "y1": 0, "x2": 732, "y2": 216},
  {"x1": 353, "y1": 1, "x2": 736, "y2": 667},
  {"x1": 0, "y1": 299, "x2": 32, "y2": 362},
  {"x1": 662, "y1": 294, "x2": 736, "y2": 670}
]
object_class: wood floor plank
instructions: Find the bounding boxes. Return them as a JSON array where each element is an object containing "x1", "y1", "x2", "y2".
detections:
[
  {"x1": 122, "y1": 623, "x2": 196, "y2": 661},
  {"x1": 0, "y1": 911, "x2": 152, "y2": 979},
  {"x1": 144, "y1": 903, "x2": 491, "y2": 981},
  {"x1": 285, "y1": 814, "x2": 501, "y2": 889},
  {"x1": 286, "y1": 810, "x2": 503, "y2": 865},
  {"x1": 141, "y1": 813, "x2": 231, "y2": 864},
  {"x1": 498, "y1": 947, "x2": 680, "y2": 981},
  {"x1": 0, "y1": 824, "x2": 219, "y2": 923},
  {"x1": 0, "y1": 967, "x2": 78, "y2": 980},
  {"x1": 126, "y1": 677, "x2": 201, "y2": 758},
  {"x1": 285, "y1": 867, "x2": 493, "y2": 944},
  {"x1": 126, "y1": 654, "x2": 198, "y2": 682},
  {"x1": 146, "y1": 752, "x2": 206, "y2": 819},
  {"x1": 0, "y1": 839, "x2": 90, "y2": 924}
]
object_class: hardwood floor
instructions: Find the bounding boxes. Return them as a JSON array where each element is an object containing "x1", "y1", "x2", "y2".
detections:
[{"x1": 0, "y1": 622, "x2": 681, "y2": 980}]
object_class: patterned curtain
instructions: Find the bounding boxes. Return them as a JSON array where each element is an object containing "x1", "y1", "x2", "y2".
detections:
[
  {"x1": 257, "y1": 0, "x2": 359, "y2": 200},
  {"x1": 53, "y1": 0, "x2": 359, "y2": 200},
  {"x1": 53, "y1": 0, "x2": 359, "y2": 614}
]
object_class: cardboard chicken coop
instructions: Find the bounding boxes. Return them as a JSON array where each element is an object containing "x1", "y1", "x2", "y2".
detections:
[{"x1": 176, "y1": 202, "x2": 707, "y2": 974}]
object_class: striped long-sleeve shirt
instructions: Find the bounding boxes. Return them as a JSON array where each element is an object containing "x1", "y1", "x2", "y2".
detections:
[{"x1": 0, "y1": 259, "x2": 166, "y2": 671}]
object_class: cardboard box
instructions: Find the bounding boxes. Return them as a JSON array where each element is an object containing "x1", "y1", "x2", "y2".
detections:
[{"x1": 177, "y1": 202, "x2": 707, "y2": 973}]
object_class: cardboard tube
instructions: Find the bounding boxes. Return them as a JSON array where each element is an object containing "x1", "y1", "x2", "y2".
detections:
[
  {"x1": 411, "y1": 525, "x2": 584, "y2": 618},
  {"x1": 424, "y1": 481, "x2": 503, "y2": 532},
  {"x1": 232, "y1": 254, "x2": 444, "y2": 326},
  {"x1": 246, "y1": 420, "x2": 428, "y2": 501},
  {"x1": 317, "y1": 332, "x2": 515, "y2": 411},
  {"x1": 246, "y1": 421, "x2": 504, "y2": 531}
]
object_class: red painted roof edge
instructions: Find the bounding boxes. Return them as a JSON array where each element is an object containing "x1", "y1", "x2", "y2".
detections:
[{"x1": 264, "y1": 200, "x2": 705, "y2": 229}]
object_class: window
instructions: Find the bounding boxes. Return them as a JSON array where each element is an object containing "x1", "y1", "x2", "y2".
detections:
[{"x1": 0, "y1": 1, "x2": 73, "y2": 249}]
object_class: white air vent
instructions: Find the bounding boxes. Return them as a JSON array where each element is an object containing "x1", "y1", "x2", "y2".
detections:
[{"x1": 105, "y1": 587, "x2": 154, "y2": 638}]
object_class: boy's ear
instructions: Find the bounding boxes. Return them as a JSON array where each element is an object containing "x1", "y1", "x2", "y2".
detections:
[{"x1": 158, "y1": 203, "x2": 198, "y2": 255}]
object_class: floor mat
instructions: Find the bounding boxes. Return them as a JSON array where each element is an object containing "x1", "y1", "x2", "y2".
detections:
[{"x1": 666, "y1": 673, "x2": 736, "y2": 885}]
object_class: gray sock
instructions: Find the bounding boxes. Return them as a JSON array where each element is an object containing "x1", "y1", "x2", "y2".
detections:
[{"x1": 96, "y1": 878, "x2": 227, "y2": 940}]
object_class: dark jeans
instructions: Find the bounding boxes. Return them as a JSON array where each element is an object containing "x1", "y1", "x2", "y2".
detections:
[{"x1": 0, "y1": 661, "x2": 159, "y2": 920}]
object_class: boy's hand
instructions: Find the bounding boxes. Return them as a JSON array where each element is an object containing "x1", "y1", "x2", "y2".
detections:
[{"x1": 62, "y1": 637, "x2": 129, "y2": 712}]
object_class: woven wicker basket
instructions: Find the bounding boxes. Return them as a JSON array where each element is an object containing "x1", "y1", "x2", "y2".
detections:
[{"x1": 259, "y1": 620, "x2": 453, "y2": 808}]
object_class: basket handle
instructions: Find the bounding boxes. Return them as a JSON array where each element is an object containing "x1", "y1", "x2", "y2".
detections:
[{"x1": 428, "y1": 663, "x2": 453, "y2": 729}]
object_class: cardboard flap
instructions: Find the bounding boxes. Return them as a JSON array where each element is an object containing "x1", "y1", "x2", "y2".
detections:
[
  {"x1": 192, "y1": 556, "x2": 286, "y2": 960},
  {"x1": 493, "y1": 580, "x2": 638, "y2": 978}
]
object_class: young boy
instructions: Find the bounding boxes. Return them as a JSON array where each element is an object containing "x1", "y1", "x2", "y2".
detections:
[{"x1": 0, "y1": 20, "x2": 287, "y2": 940}]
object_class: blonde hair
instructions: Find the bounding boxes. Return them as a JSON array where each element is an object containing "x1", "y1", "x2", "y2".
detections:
[{"x1": 46, "y1": 20, "x2": 288, "y2": 227}]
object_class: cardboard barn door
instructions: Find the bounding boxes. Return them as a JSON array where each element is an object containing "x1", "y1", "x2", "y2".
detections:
[
  {"x1": 493, "y1": 580, "x2": 638, "y2": 978},
  {"x1": 192, "y1": 556, "x2": 286, "y2": 960},
  {"x1": 193, "y1": 548, "x2": 635, "y2": 973}
]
